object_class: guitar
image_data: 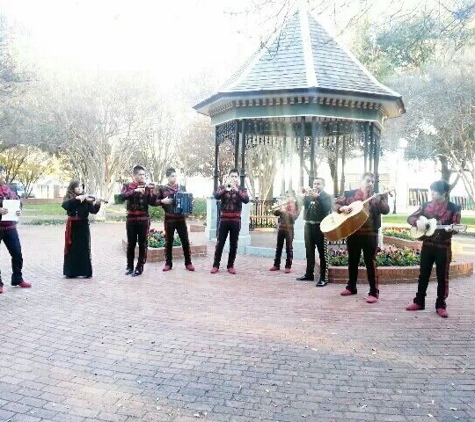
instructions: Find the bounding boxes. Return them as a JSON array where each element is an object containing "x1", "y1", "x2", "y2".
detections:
[
  {"x1": 409, "y1": 216, "x2": 467, "y2": 239},
  {"x1": 320, "y1": 188, "x2": 395, "y2": 241}
]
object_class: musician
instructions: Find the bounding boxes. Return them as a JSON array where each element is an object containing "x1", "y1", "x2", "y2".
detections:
[
  {"x1": 155, "y1": 168, "x2": 194, "y2": 272},
  {"x1": 296, "y1": 178, "x2": 333, "y2": 286},
  {"x1": 334, "y1": 172, "x2": 389, "y2": 303},
  {"x1": 406, "y1": 180, "x2": 461, "y2": 318},
  {"x1": 0, "y1": 165, "x2": 31, "y2": 294},
  {"x1": 62, "y1": 180, "x2": 101, "y2": 278},
  {"x1": 269, "y1": 190, "x2": 299, "y2": 273},
  {"x1": 119, "y1": 165, "x2": 157, "y2": 277},
  {"x1": 211, "y1": 168, "x2": 249, "y2": 274}
]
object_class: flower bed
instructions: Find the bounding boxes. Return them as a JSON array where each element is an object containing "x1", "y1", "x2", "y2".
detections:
[
  {"x1": 382, "y1": 227, "x2": 412, "y2": 240},
  {"x1": 330, "y1": 245, "x2": 420, "y2": 267},
  {"x1": 121, "y1": 228, "x2": 207, "y2": 262},
  {"x1": 383, "y1": 227, "x2": 463, "y2": 253},
  {"x1": 317, "y1": 245, "x2": 472, "y2": 284},
  {"x1": 148, "y1": 229, "x2": 181, "y2": 248}
]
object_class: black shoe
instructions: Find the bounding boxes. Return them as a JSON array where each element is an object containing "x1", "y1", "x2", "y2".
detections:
[
  {"x1": 132, "y1": 269, "x2": 142, "y2": 277},
  {"x1": 296, "y1": 275, "x2": 314, "y2": 281},
  {"x1": 125, "y1": 267, "x2": 134, "y2": 275},
  {"x1": 316, "y1": 279, "x2": 328, "y2": 287}
]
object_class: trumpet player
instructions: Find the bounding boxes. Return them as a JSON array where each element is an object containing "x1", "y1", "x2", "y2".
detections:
[
  {"x1": 269, "y1": 190, "x2": 299, "y2": 273},
  {"x1": 296, "y1": 178, "x2": 332, "y2": 286},
  {"x1": 62, "y1": 180, "x2": 101, "y2": 279},
  {"x1": 211, "y1": 168, "x2": 249, "y2": 274},
  {"x1": 119, "y1": 165, "x2": 158, "y2": 277},
  {"x1": 155, "y1": 167, "x2": 194, "y2": 272}
]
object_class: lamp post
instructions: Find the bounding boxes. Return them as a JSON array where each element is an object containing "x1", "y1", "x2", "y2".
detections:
[{"x1": 393, "y1": 138, "x2": 408, "y2": 214}]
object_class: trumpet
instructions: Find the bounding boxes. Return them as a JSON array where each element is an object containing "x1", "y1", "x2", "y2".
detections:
[
  {"x1": 138, "y1": 183, "x2": 159, "y2": 189},
  {"x1": 86, "y1": 194, "x2": 109, "y2": 204},
  {"x1": 224, "y1": 180, "x2": 237, "y2": 191},
  {"x1": 301, "y1": 187, "x2": 319, "y2": 196},
  {"x1": 267, "y1": 201, "x2": 287, "y2": 212}
]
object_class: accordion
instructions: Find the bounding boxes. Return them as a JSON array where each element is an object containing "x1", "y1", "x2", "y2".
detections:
[{"x1": 173, "y1": 191, "x2": 193, "y2": 215}]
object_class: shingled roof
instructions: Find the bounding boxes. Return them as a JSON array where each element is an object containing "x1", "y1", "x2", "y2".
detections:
[{"x1": 194, "y1": 8, "x2": 404, "y2": 118}]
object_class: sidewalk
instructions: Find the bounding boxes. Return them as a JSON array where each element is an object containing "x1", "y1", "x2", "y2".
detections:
[{"x1": 0, "y1": 223, "x2": 473, "y2": 422}]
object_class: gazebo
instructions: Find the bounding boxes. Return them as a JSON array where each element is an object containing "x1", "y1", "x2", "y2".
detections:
[{"x1": 193, "y1": 8, "x2": 405, "y2": 258}]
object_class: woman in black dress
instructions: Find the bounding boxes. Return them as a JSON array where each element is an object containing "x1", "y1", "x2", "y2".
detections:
[{"x1": 62, "y1": 180, "x2": 101, "y2": 278}]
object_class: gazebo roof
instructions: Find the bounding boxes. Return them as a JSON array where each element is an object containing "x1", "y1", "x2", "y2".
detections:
[{"x1": 194, "y1": 9, "x2": 405, "y2": 121}]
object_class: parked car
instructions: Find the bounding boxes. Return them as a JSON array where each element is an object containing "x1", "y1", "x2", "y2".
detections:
[{"x1": 7, "y1": 183, "x2": 26, "y2": 198}]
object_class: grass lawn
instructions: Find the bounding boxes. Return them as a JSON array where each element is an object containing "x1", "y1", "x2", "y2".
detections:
[
  {"x1": 384, "y1": 214, "x2": 475, "y2": 227},
  {"x1": 21, "y1": 202, "x2": 126, "y2": 217},
  {"x1": 21, "y1": 202, "x2": 64, "y2": 216}
]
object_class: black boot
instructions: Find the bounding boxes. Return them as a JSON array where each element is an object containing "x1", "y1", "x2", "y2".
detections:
[
  {"x1": 125, "y1": 267, "x2": 134, "y2": 275},
  {"x1": 132, "y1": 266, "x2": 143, "y2": 277},
  {"x1": 296, "y1": 274, "x2": 314, "y2": 281},
  {"x1": 316, "y1": 278, "x2": 328, "y2": 287}
]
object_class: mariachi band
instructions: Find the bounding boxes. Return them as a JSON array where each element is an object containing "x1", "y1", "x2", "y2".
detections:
[{"x1": 0, "y1": 160, "x2": 459, "y2": 318}]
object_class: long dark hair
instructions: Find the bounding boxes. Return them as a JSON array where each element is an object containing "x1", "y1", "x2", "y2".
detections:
[{"x1": 63, "y1": 180, "x2": 83, "y2": 201}]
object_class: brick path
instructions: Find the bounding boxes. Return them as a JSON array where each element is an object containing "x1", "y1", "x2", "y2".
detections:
[{"x1": 0, "y1": 223, "x2": 474, "y2": 422}]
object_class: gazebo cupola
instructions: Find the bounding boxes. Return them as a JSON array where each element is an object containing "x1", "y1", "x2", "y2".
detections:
[
  {"x1": 194, "y1": 6, "x2": 405, "y2": 253},
  {"x1": 194, "y1": 7, "x2": 405, "y2": 194}
]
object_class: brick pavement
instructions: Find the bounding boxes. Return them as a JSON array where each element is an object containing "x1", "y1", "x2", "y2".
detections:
[{"x1": 0, "y1": 223, "x2": 474, "y2": 422}]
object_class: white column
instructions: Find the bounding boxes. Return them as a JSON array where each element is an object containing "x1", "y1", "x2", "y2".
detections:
[
  {"x1": 292, "y1": 207, "x2": 305, "y2": 259},
  {"x1": 237, "y1": 202, "x2": 252, "y2": 253},
  {"x1": 205, "y1": 197, "x2": 217, "y2": 240}
]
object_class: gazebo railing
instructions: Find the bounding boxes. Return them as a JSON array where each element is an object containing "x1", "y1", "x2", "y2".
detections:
[{"x1": 250, "y1": 199, "x2": 278, "y2": 230}]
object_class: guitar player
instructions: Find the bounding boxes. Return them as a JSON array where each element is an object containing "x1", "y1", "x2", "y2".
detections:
[
  {"x1": 406, "y1": 180, "x2": 461, "y2": 318},
  {"x1": 334, "y1": 172, "x2": 390, "y2": 304}
]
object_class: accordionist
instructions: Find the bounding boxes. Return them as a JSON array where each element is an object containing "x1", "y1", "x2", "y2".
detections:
[{"x1": 155, "y1": 167, "x2": 194, "y2": 272}]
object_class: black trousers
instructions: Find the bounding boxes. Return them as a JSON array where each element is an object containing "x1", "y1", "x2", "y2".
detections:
[
  {"x1": 304, "y1": 223, "x2": 327, "y2": 280},
  {"x1": 164, "y1": 218, "x2": 191, "y2": 266},
  {"x1": 126, "y1": 218, "x2": 149, "y2": 270},
  {"x1": 413, "y1": 243, "x2": 451, "y2": 309},
  {"x1": 273, "y1": 228, "x2": 294, "y2": 268},
  {"x1": 346, "y1": 233, "x2": 379, "y2": 297},
  {"x1": 0, "y1": 228, "x2": 24, "y2": 286},
  {"x1": 213, "y1": 218, "x2": 240, "y2": 269}
]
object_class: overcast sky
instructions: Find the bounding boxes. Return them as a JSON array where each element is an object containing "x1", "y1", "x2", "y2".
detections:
[{"x1": 1, "y1": 0, "x2": 264, "y2": 87}]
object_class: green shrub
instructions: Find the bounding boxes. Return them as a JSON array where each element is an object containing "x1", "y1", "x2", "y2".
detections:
[
  {"x1": 24, "y1": 218, "x2": 68, "y2": 226},
  {"x1": 148, "y1": 229, "x2": 182, "y2": 248},
  {"x1": 114, "y1": 194, "x2": 125, "y2": 205},
  {"x1": 150, "y1": 206, "x2": 164, "y2": 221},
  {"x1": 191, "y1": 197, "x2": 207, "y2": 220}
]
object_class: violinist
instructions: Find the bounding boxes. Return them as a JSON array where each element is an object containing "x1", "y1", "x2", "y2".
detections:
[
  {"x1": 334, "y1": 172, "x2": 389, "y2": 303},
  {"x1": 62, "y1": 180, "x2": 101, "y2": 279},
  {"x1": 269, "y1": 190, "x2": 299, "y2": 274},
  {"x1": 296, "y1": 178, "x2": 332, "y2": 285},
  {"x1": 119, "y1": 165, "x2": 158, "y2": 277}
]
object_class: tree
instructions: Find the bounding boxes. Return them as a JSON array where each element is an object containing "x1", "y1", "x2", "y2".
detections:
[
  {"x1": 128, "y1": 98, "x2": 176, "y2": 184},
  {"x1": 384, "y1": 56, "x2": 475, "y2": 198},
  {"x1": 0, "y1": 145, "x2": 53, "y2": 195},
  {"x1": 246, "y1": 143, "x2": 280, "y2": 200},
  {"x1": 175, "y1": 117, "x2": 234, "y2": 186},
  {"x1": 40, "y1": 72, "x2": 159, "y2": 206}
]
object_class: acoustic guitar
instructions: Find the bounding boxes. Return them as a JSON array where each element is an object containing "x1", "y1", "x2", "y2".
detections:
[
  {"x1": 320, "y1": 189, "x2": 394, "y2": 241},
  {"x1": 409, "y1": 216, "x2": 467, "y2": 239}
]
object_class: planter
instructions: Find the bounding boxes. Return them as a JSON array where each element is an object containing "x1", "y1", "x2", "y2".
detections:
[
  {"x1": 316, "y1": 261, "x2": 473, "y2": 284},
  {"x1": 121, "y1": 240, "x2": 207, "y2": 262},
  {"x1": 383, "y1": 235, "x2": 463, "y2": 253}
]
